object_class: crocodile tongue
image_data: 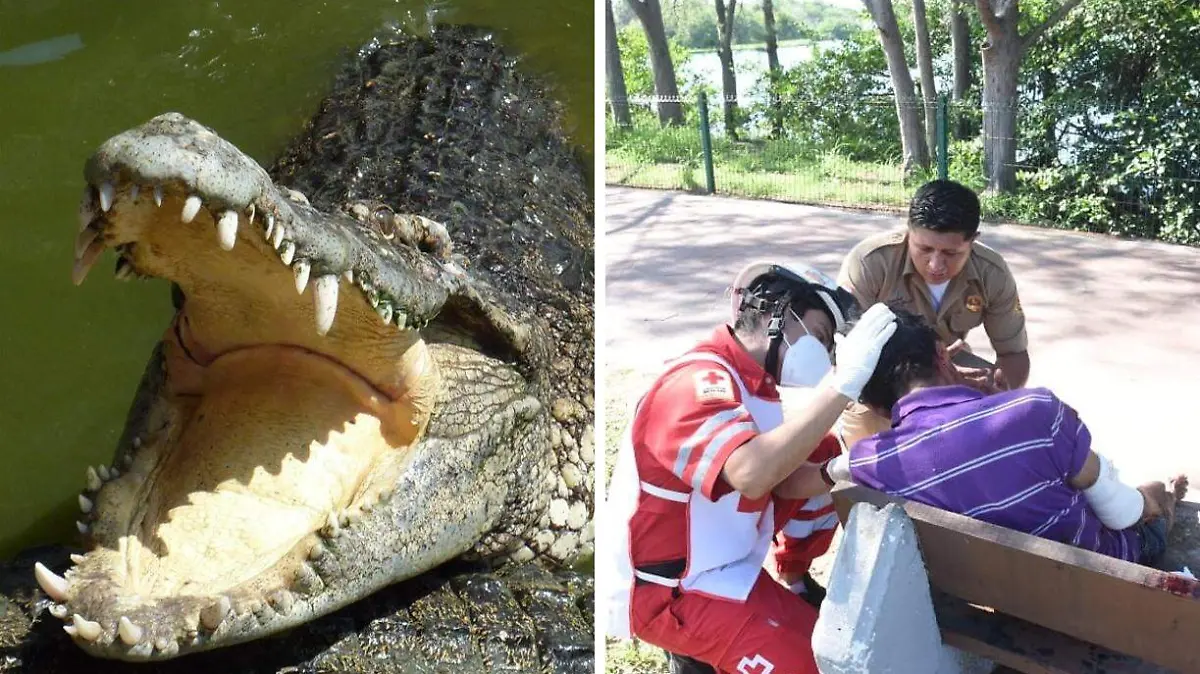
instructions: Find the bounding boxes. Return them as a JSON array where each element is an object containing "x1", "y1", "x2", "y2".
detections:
[{"x1": 121, "y1": 345, "x2": 403, "y2": 598}]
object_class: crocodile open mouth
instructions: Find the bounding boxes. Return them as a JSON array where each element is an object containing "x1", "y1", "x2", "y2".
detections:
[{"x1": 34, "y1": 116, "x2": 459, "y2": 659}]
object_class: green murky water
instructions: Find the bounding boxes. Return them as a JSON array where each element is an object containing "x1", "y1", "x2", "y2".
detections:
[{"x1": 0, "y1": 0, "x2": 592, "y2": 558}]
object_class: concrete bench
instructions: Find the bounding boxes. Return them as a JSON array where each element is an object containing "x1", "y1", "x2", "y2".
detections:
[{"x1": 824, "y1": 484, "x2": 1200, "y2": 674}]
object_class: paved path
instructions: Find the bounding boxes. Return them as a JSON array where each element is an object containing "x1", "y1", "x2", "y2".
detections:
[{"x1": 604, "y1": 186, "x2": 1200, "y2": 493}]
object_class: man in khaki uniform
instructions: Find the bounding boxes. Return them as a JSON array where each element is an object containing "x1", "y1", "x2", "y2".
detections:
[{"x1": 836, "y1": 179, "x2": 1030, "y2": 446}]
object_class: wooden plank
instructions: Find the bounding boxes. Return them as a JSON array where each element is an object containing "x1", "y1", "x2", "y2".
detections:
[
  {"x1": 830, "y1": 484, "x2": 1200, "y2": 673},
  {"x1": 932, "y1": 591, "x2": 1178, "y2": 674}
]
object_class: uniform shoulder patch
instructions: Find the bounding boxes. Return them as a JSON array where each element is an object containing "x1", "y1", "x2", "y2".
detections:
[{"x1": 693, "y1": 368, "x2": 736, "y2": 404}]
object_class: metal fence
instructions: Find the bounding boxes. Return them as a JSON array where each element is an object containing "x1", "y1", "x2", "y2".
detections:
[{"x1": 605, "y1": 93, "x2": 1200, "y2": 246}]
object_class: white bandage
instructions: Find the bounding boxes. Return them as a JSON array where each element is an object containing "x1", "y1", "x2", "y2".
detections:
[
  {"x1": 1083, "y1": 454, "x2": 1145, "y2": 530},
  {"x1": 826, "y1": 453, "x2": 851, "y2": 484}
]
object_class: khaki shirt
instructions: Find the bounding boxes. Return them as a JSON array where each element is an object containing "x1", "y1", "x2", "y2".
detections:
[{"x1": 837, "y1": 229, "x2": 1028, "y2": 355}]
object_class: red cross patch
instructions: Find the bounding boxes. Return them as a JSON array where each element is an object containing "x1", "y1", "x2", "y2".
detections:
[{"x1": 693, "y1": 368, "x2": 734, "y2": 404}]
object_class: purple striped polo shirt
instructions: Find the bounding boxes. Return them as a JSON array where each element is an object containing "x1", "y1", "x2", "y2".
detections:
[{"x1": 848, "y1": 385, "x2": 1143, "y2": 562}]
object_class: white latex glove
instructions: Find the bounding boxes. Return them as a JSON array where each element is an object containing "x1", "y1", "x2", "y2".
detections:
[{"x1": 830, "y1": 303, "x2": 898, "y2": 401}]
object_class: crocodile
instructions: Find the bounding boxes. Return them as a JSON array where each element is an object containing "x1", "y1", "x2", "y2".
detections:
[{"x1": 26, "y1": 23, "x2": 594, "y2": 666}]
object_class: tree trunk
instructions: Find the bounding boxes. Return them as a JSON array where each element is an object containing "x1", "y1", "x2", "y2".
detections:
[
  {"x1": 912, "y1": 0, "x2": 938, "y2": 165},
  {"x1": 763, "y1": 0, "x2": 783, "y2": 138},
  {"x1": 980, "y1": 30, "x2": 1020, "y2": 192},
  {"x1": 627, "y1": 0, "x2": 684, "y2": 125},
  {"x1": 950, "y1": 0, "x2": 971, "y2": 139},
  {"x1": 714, "y1": 0, "x2": 739, "y2": 138},
  {"x1": 606, "y1": 0, "x2": 632, "y2": 127},
  {"x1": 862, "y1": 0, "x2": 929, "y2": 172},
  {"x1": 976, "y1": 0, "x2": 1085, "y2": 193}
]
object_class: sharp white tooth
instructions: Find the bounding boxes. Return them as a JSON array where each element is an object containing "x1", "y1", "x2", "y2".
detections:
[
  {"x1": 395, "y1": 310, "x2": 407, "y2": 329},
  {"x1": 78, "y1": 188, "x2": 97, "y2": 232},
  {"x1": 72, "y1": 614, "x2": 101, "y2": 641},
  {"x1": 97, "y1": 465, "x2": 110, "y2": 481},
  {"x1": 69, "y1": 553, "x2": 86, "y2": 565},
  {"x1": 34, "y1": 562, "x2": 69, "y2": 602},
  {"x1": 49, "y1": 604, "x2": 68, "y2": 619},
  {"x1": 115, "y1": 259, "x2": 134, "y2": 281},
  {"x1": 71, "y1": 239, "x2": 106, "y2": 286},
  {"x1": 272, "y1": 223, "x2": 286, "y2": 249},
  {"x1": 293, "y1": 260, "x2": 310, "y2": 293},
  {"x1": 109, "y1": 468, "x2": 120, "y2": 479},
  {"x1": 378, "y1": 303, "x2": 393, "y2": 324},
  {"x1": 245, "y1": 203, "x2": 255, "y2": 223},
  {"x1": 181, "y1": 195, "x2": 202, "y2": 223},
  {"x1": 280, "y1": 241, "x2": 296, "y2": 266},
  {"x1": 217, "y1": 210, "x2": 238, "y2": 251},
  {"x1": 74, "y1": 227, "x2": 99, "y2": 258},
  {"x1": 118, "y1": 616, "x2": 143, "y2": 645},
  {"x1": 85, "y1": 466, "x2": 101, "y2": 492},
  {"x1": 132, "y1": 436, "x2": 142, "y2": 449},
  {"x1": 265, "y1": 214, "x2": 275, "y2": 239},
  {"x1": 153, "y1": 185, "x2": 163, "y2": 207},
  {"x1": 75, "y1": 521, "x2": 89, "y2": 535},
  {"x1": 63, "y1": 625, "x2": 78, "y2": 637},
  {"x1": 98, "y1": 182, "x2": 114, "y2": 213},
  {"x1": 78, "y1": 494, "x2": 92, "y2": 514},
  {"x1": 130, "y1": 185, "x2": 140, "y2": 201},
  {"x1": 343, "y1": 269, "x2": 354, "y2": 283},
  {"x1": 313, "y1": 275, "x2": 339, "y2": 336},
  {"x1": 325, "y1": 510, "x2": 340, "y2": 536}
]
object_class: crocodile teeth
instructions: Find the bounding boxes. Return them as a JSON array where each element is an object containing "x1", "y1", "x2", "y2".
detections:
[
  {"x1": 76, "y1": 521, "x2": 89, "y2": 535},
  {"x1": 72, "y1": 238, "x2": 106, "y2": 286},
  {"x1": 129, "y1": 642, "x2": 153, "y2": 658},
  {"x1": 34, "y1": 562, "x2": 69, "y2": 601},
  {"x1": 293, "y1": 260, "x2": 310, "y2": 294},
  {"x1": 217, "y1": 210, "x2": 238, "y2": 251},
  {"x1": 85, "y1": 466, "x2": 102, "y2": 492},
  {"x1": 74, "y1": 227, "x2": 99, "y2": 258},
  {"x1": 63, "y1": 625, "x2": 78, "y2": 637},
  {"x1": 377, "y1": 303, "x2": 393, "y2": 324},
  {"x1": 129, "y1": 185, "x2": 139, "y2": 202},
  {"x1": 324, "y1": 511, "x2": 340, "y2": 537},
  {"x1": 199, "y1": 596, "x2": 231, "y2": 630},
  {"x1": 245, "y1": 203, "x2": 255, "y2": 223},
  {"x1": 97, "y1": 465, "x2": 110, "y2": 481},
  {"x1": 181, "y1": 195, "x2": 202, "y2": 223},
  {"x1": 78, "y1": 189, "x2": 97, "y2": 232},
  {"x1": 69, "y1": 553, "x2": 86, "y2": 565},
  {"x1": 72, "y1": 614, "x2": 102, "y2": 641},
  {"x1": 308, "y1": 541, "x2": 324, "y2": 560},
  {"x1": 395, "y1": 310, "x2": 407, "y2": 329},
  {"x1": 98, "y1": 182, "x2": 114, "y2": 213},
  {"x1": 153, "y1": 185, "x2": 163, "y2": 207},
  {"x1": 265, "y1": 214, "x2": 275, "y2": 240},
  {"x1": 343, "y1": 269, "x2": 354, "y2": 283},
  {"x1": 269, "y1": 589, "x2": 294, "y2": 615},
  {"x1": 271, "y1": 222, "x2": 285, "y2": 249},
  {"x1": 313, "y1": 275, "x2": 339, "y2": 336},
  {"x1": 78, "y1": 494, "x2": 92, "y2": 514},
  {"x1": 156, "y1": 638, "x2": 179, "y2": 657},
  {"x1": 49, "y1": 604, "x2": 68, "y2": 619},
  {"x1": 118, "y1": 616, "x2": 143, "y2": 645},
  {"x1": 280, "y1": 241, "x2": 296, "y2": 266}
]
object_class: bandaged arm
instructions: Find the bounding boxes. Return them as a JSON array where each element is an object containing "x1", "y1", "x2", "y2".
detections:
[{"x1": 1069, "y1": 450, "x2": 1147, "y2": 530}]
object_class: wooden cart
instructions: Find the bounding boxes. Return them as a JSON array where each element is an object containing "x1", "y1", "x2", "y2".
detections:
[{"x1": 830, "y1": 484, "x2": 1200, "y2": 674}]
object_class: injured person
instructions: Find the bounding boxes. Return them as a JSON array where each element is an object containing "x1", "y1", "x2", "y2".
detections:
[{"x1": 785, "y1": 306, "x2": 1189, "y2": 567}]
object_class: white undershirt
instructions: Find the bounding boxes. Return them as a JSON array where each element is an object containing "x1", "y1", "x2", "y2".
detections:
[{"x1": 927, "y1": 281, "x2": 950, "y2": 310}]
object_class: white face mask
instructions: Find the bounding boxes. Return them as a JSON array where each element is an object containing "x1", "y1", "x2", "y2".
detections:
[{"x1": 778, "y1": 310, "x2": 832, "y2": 388}]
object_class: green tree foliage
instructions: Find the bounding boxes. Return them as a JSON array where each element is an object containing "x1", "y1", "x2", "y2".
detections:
[
  {"x1": 1009, "y1": 0, "x2": 1200, "y2": 245},
  {"x1": 756, "y1": 31, "x2": 899, "y2": 161},
  {"x1": 617, "y1": 25, "x2": 696, "y2": 98}
]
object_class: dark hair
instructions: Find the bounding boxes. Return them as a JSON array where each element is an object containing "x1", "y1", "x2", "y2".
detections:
[
  {"x1": 733, "y1": 277, "x2": 830, "y2": 334},
  {"x1": 857, "y1": 306, "x2": 939, "y2": 412},
  {"x1": 908, "y1": 180, "x2": 981, "y2": 239}
]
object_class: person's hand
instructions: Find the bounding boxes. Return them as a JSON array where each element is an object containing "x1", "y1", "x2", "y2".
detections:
[
  {"x1": 955, "y1": 364, "x2": 1003, "y2": 394},
  {"x1": 945, "y1": 339, "x2": 971, "y2": 357},
  {"x1": 831, "y1": 303, "x2": 897, "y2": 400}
]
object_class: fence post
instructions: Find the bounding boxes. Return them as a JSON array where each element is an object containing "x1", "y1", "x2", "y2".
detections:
[
  {"x1": 698, "y1": 92, "x2": 716, "y2": 194},
  {"x1": 936, "y1": 93, "x2": 949, "y2": 180}
]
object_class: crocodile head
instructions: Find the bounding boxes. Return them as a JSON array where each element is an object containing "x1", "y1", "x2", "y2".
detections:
[{"x1": 34, "y1": 26, "x2": 594, "y2": 662}]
